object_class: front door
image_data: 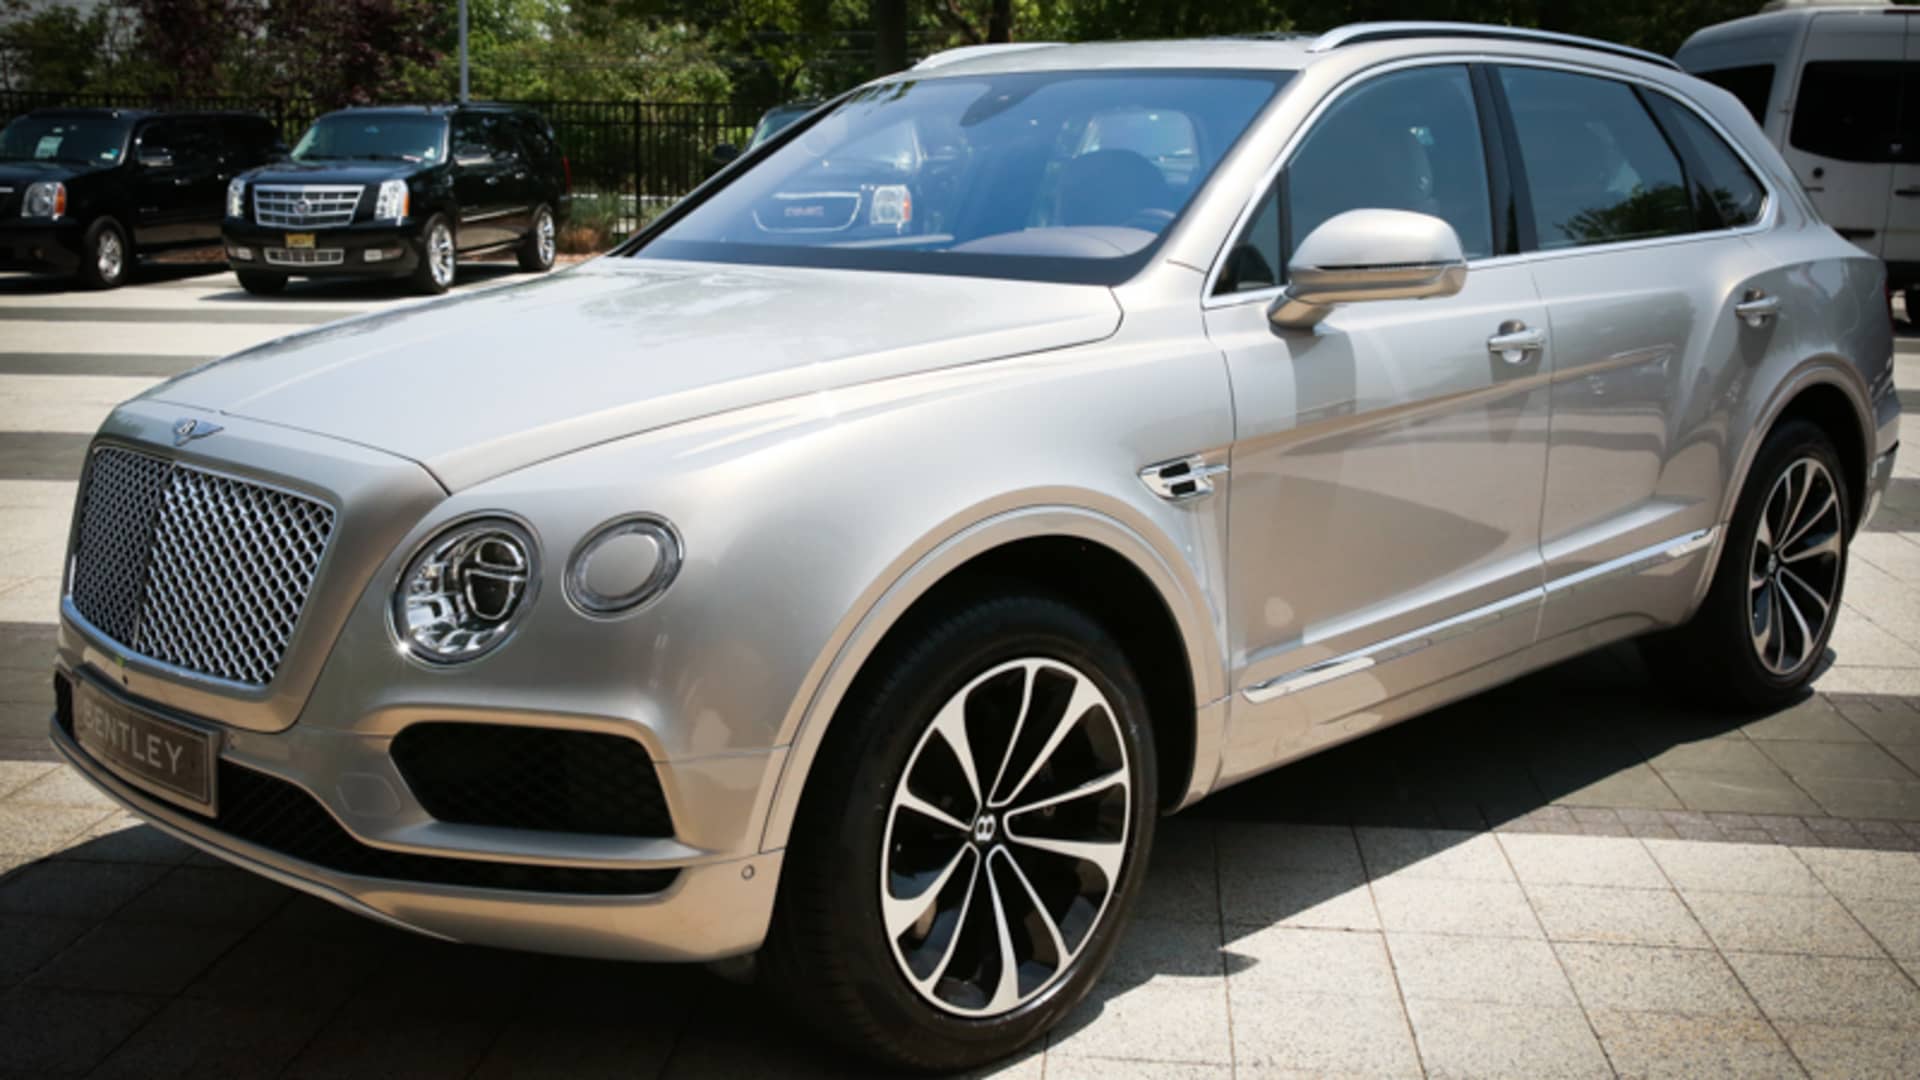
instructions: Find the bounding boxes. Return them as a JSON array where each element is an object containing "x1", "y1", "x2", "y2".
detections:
[
  {"x1": 130, "y1": 118, "x2": 193, "y2": 248},
  {"x1": 1781, "y1": 12, "x2": 1905, "y2": 258},
  {"x1": 450, "y1": 112, "x2": 517, "y2": 249},
  {"x1": 1209, "y1": 64, "x2": 1551, "y2": 777}
]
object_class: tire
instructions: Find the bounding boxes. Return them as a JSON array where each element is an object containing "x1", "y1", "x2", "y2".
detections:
[
  {"x1": 517, "y1": 204, "x2": 557, "y2": 272},
  {"x1": 235, "y1": 270, "x2": 287, "y2": 295},
  {"x1": 76, "y1": 218, "x2": 129, "y2": 290},
  {"x1": 762, "y1": 592, "x2": 1158, "y2": 1071},
  {"x1": 411, "y1": 213, "x2": 456, "y2": 295},
  {"x1": 1643, "y1": 419, "x2": 1850, "y2": 710}
]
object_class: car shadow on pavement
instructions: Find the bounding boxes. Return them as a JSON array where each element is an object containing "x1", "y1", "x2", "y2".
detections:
[
  {"x1": 194, "y1": 263, "x2": 536, "y2": 304},
  {"x1": 0, "y1": 266, "x2": 225, "y2": 295}
]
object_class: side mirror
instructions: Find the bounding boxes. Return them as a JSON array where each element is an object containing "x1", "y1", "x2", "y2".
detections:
[
  {"x1": 710, "y1": 142, "x2": 740, "y2": 167},
  {"x1": 139, "y1": 149, "x2": 174, "y2": 169},
  {"x1": 1267, "y1": 209, "x2": 1468, "y2": 329},
  {"x1": 454, "y1": 144, "x2": 491, "y2": 167}
]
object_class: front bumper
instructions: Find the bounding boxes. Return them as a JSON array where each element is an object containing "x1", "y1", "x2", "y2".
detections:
[
  {"x1": 222, "y1": 219, "x2": 421, "y2": 277},
  {"x1": 0, "y1": 219, "x2": 84, "y2": 275},
  {"x1": 49, "y1": 666, "x2": 785, "y2": 962}
]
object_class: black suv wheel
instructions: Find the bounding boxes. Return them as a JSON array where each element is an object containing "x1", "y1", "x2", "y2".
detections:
[
  {"x1": 518, "y1": 204, "x2": 557, "y2": 272},
  {"x1": 77, "y1": 218, "x2": 128, "y2": 290}
]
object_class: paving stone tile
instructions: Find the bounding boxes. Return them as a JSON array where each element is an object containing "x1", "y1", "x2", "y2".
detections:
[
  {"x1": 1556, "y1": 942, "x2": 1757, "y2": 1018},
  {"x1": 468, "y1": 1012, "x2": 685, "y2": 1080},
  {"x1": 1354, "y1": 827, "x2": 1512, "y2": 881},
  {"x1": 1742, "y1": 697, "x2": 1871, "y2": 742},
  {"x1": 1543, "y1": 764, "x2": 1685, "y2": 812},
  {"x1": 1794, "y1": 846, "x2": 1920, "y2": 900},
  {"x1": 1103, "y1": 917, "x2": 1227, "y2": 988},
  {"x1": 1220, "y1": 867, "x2": 1377, "y2": 930},
  {"x1": 1836, "y1": 698, "x2": 1920, "y2": 745},
  {"x1": 1726, "y1": 952, "x2": 1920, "y2": 1028},
  {"x1": 30, "y1": 920, "x2": 240, "y2": 995},
  {"x1": 1229, "y1": 988, "x2": 1421, "y2": 1076},
  {"x1": 1647, "y1": 739, "x2": 1788, "y2": 775},
  {"x1": 1215, "y1": 822, "x2": 1363, "y2": 879},
  {"x1": 1751, "y1": 814, "x2": 1824, "y2": 846},
  {"x1": 1795, "y1": 775, "x2": 1920, "y2": 820},
  {"x1": 90, "y1": 998, "x2": 332, "y2": 1080},
  {"x1": 1043, "y1": 1058, "x2": 1227, "y2": 1080},
  {"x1": 1758, "y1": 740, "x2": 1920, "y2": 781},
  {"x1": 1404, "y1": 999, "x2": 1611, "y2": 1079},
  {"x1": 1656, "y1": 769, "x2": 1826, "y2": 816},
  {"x1": 1134, "y1": 820, "x2": 1219, "y2": 924},
  {"x1": 0, "y1": 760, "x2": 54, "y2": 799},
  {"x1": 1587, "y1": 1009, "x2": 1802, "y2": 1079},
  {"x1": 1370, "y1": 876, "x2": 1542, "y2": 938},
  {"x1": 1527, "y1": 884, "x2": 1711, "y2": 949},
  {"x1": 0, "y1": 859, "x2": 165, "y2": 919},
  {"x1": 1386, "y1": 933, "x2": 1575, "y2": 1007},
  {"x1": 1224, "y1": 926, "x2": 1400, "y2": 1000},
  {"x1": 0, "y1": 803, "x2": 115, "y2": 858},
  {"x1": 0, "y1": 987, "x2": 162, "y2": 1076},
  {"x1": 0, "y1": 914, "x2": 88, "y2": 986},
  {"x1": 1048, "y1": 977, "x2": 1233, "y2": 1065},
  {"x1": 1498, "y1": 833, "x2": 1666, "y2": 888},
  {"x1": 7, "y1": 765, "x2": 118, "y2": 809},
  {"x1": 55, "y1": 813, "x2": 193, "y2": 865},
  {"x1": 281, "y1": 1001, "x2": 502, "y2": 1080},
  {"x1": 1643, "y1": 839, "x2": 1825, "y2": 895},
  {"x1": 1684, "y1": 889, "x2": 1882, "y2": 958},
  {"x1": 1657, "y1": 810, "x2": 1726, "y2": 841},
  {"x1": 1840, "y1": 898, "x2": 1920, "y2": 959},
  {"x1": 1777, "y1": 1022, "x2": 1920, "y2": 1078},
  {"x1": 112, "y1": 864, "x2": 290, "y2": 929}
]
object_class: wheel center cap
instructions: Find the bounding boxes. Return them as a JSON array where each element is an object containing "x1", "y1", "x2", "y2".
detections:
[
  {"x1": 972, "y1": 814, "x2": 997, "y2": 844},
  {"x1": 1767, "y1": 553, "x2": 1781, "y2": 577}
]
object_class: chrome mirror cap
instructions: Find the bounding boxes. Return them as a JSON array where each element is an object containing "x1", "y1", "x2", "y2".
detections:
[{"x1": 1268, "y1": 208, "x2": 1469, "y2": 329}]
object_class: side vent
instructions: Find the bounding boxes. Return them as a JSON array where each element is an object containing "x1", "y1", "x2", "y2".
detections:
[{"x1": 1140, "y1": 454, "x2": 1228, "y2": 502}]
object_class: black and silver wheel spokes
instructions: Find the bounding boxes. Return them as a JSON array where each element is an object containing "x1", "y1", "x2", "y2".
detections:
[
  {"x1": 881, "y1": 658, "x2": 1130, "y2": 1017},
  {"x1": 1749, "y1": 457, "x2": 1842, "y2": 675}
]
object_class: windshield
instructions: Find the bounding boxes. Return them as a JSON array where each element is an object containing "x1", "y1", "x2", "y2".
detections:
[
  {"x1": 0, "y1": 115, "x2": 132, "y2": 166},
  {"x1": 636, "y1": 70, "x2": 1287, "y2": 284},
  {"x1": 293, "y1": 114, "x2": 447, "y2": 163}
]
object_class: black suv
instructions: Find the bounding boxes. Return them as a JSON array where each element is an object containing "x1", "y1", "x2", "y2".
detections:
[
  {"x1": 0, "y1": 107, "x2": 282, "y2": 288},
  {"x1": 223, "y1": 103, "x2": 569, "y2": 295}
]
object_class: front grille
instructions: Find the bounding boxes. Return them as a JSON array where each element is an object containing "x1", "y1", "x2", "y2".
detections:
[
  {"x1": 53, "y1": 685, "x2": 677, "y2": 896},
  {"x1": 253, "y1": 184, "x2": 362, "y2": 228},
  {"x1": 263, "y1": 248, "x2": 345, "y2": 266},
  {"x1": 391, "y1": 723, "x2": 673, "y2": 838},
  {"x1": 69, "y1": 446, "x2": 335, "y2": 686}
]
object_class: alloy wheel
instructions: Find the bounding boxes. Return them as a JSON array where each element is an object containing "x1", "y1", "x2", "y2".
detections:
[
  {"x1": 97, "y1": 230, "x2": 123, "y2": 283},
  {"x1": 537, "y1": 209, "x2": 556, "y2": 266},
  {"x1": 880, "y1": 657, "x2": 1131, "y2": 1018},
  {"x1": 1749, "y1": 457, "x2": 1843, "y2": 675},
  {"x1": 430, "y1": 223, "x2": 455, "y2": 287}
]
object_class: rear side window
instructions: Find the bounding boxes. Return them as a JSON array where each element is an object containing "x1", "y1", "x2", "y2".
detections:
[
  {"x1": 1693, "y1": 65, "x2": 1774, "y2": 125},
  {"x1": 1643, "y1": 93, "x2": 1767, "y2": 229},
  {"x1": 1790, "y1": 62, "x2": 1903, "y2": 163},
  {"x1": 1499, "y1": 66, "x2": 1695, "y2": 250}
]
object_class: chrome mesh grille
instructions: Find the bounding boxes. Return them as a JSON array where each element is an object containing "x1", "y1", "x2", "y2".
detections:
[
  {"x1": 69, "y1": 446, "x2": 336, "y2": 686},
  {"x1": 253, "y1": 185, "x2": 362, "y2": 228}
]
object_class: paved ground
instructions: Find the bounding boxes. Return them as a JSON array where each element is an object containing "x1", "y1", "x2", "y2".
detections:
[{"x1": 0, "y1": 264, "x2": 1917, "y2": 1078}]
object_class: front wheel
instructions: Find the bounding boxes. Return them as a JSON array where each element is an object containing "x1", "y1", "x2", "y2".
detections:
[
  {"x1": 517, "y1": 204, "x2": 556, "y2": 272},
  {"x1": 411, "y1": 214, "x2": 456, "y2": 295},
  {"x1": 763, "y1": 594, "x2": 1157, "y2": 1071},
  {"x1": 77, "y1": 218, "x2": 129, "y2": 290},
  {"x1": 1643, "y1": 419, "x2": 1850, "y2": 710}
]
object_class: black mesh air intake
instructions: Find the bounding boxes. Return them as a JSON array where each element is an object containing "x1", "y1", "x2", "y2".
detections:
[{"x1": 389, "y1": 722, "x2": 673, "y2": 838}]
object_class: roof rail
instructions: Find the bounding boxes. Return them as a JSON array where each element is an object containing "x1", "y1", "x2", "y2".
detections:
[
  {"x1": 1310, "y1": 21, "x2": 1681, "y2": 71},
  {"x1": 911, "y1": 42, "x2": 1062, "y2": 71}
]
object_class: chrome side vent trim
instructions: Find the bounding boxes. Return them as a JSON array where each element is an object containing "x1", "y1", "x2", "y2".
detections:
[{"x1": 1140, "y1": 455, "x2": 1228, "y2": 502}]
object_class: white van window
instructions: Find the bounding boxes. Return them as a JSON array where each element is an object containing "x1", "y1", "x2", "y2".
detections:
[
  {"x1": 1695, "y1": 65, "x2": 1774, "y2": 126},
  {"x1": 1791, "y1": 62, "x2": 1904, "y2": 163}
]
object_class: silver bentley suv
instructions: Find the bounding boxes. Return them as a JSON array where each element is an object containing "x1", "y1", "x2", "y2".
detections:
[{"x1": 49, "y1": 22, "x2": 1900, "y2": 1070}]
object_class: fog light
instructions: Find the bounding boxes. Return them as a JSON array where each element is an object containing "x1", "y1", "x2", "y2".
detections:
[
  {"x1": 228, "y1": 246, "x2": 254, "y2": 262},
  {"x1": 566, "y1": 515, "x2": 682, "y2": 616},
  {"x1": 364, "y1": 248, "x2": 385, "y2": 263}
]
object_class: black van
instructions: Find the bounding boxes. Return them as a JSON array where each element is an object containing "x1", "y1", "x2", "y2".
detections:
[
  {"x1": 223, "y1": 103, "x2": 569, "y2": 295},
  {"x1": 0, "y1": 108, "x2": 283, "y2": 288}
]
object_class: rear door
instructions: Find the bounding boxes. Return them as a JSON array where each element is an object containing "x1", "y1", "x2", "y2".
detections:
[
  {"x1": 129, "y1": 118, "x2": 194, "y2": 248},
  {"x1": 1783, "y1": 12, "x2": 1904, "y2": 258}
]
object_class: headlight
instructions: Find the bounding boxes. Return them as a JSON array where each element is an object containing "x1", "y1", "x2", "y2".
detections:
[
  {"x1": 22, "y1": 181, "x2": 65, "y2": 219},
  {"x1": 374, "y1": 179, "x2": 408, "y2": 222},
  {"x1": 392, "y1": 518, "x2": 537, "y2": 663},
  {"x1": 227, "y1": 177, "x2": 246, "y2": 218},
  {"x1": 566, "y1": 515, "x2": 682, "y2": 616}
]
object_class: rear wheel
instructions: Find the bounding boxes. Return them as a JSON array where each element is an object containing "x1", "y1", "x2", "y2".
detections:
[
  {"x1": 517, "y1": 204, "x2": 556, "y2": 272},
  {"x1": 1643, "y1": 419, "x2": 1850, "y2": 710},
  {"x1": 763, "y1": 593, "x2": 1157, "y2": 1071},
  {"x1": 235, "y1": 270, "x2": 287, "y2": 295},
  {"x1": 411, "y1": 214, "x2": 456, "y2": 295},
  {"x1": 76, "y1": 218, "x2": 128, "y2": 290}
]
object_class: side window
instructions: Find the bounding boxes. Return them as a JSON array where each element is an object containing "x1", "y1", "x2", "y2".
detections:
[
  {"x1": 1288, "y1": 65, "x2": 1494, "y2": 263},
  {"x1": 1790, "y1": 62, "x2": 1902, "y2": 163},
  {"x1": 1694, "y1": 65, "x2": 1774, "y2": 125},
  {"x1": 1216, "y1": 185, "x2": 1282, "y2": 294},
  {"x1": 451, "y1": 114, "x2": 489, "y2": 161},
  {"x1": 1643, "y1": 92, "x2": 1767, "y2": 229},
  {"x1": 1499, "y1": 66, "x2": 1694, "y2": 250}
]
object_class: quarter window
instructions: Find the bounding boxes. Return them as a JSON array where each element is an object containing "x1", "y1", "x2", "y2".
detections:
[
  {"x1": 1643, "y1": 93, "x2": 1766, "y2": 229},
  {"x1": 1499, "y1": 66, "x2": 1695, "y2": 250},
  {"x1": 1694, "y1": 65, "x2": 1774, "y2": 125},
  {"x1": 1790, "y1": 62, "x2": 1904, "y2": 164}
]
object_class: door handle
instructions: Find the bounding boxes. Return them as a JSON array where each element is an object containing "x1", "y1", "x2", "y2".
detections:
[
  {"x1": 1735, "y1": 289, "x2": 1782, "y2": 327},
  {"x1": 1896, "y1": 188, "x2": 1920, "y2": 198},
  {"x1": 1487, "y1": 321, "x2": 1546, "y2": 365}
]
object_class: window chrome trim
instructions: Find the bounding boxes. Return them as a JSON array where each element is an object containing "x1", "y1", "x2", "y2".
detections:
[
  {"x1": 1199, "y1": 52, "x2": 1781, "y2": 310},
  {"x1": 1240, "y1": 526, "x2": 1718, "y2": 703}
]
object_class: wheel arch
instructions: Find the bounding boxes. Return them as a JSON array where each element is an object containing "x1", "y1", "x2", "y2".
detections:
[{"x1": 757, "y1": 505, "x2": 1226, "y2": 855}]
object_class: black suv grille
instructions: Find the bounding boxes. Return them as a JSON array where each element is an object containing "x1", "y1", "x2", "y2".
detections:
[{"x1": 390, "y1": 723, "x2": 673, "y2": 838}]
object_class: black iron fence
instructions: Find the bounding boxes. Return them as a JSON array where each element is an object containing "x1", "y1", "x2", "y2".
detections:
[{"x1": 0, "y1": 91, "x2": 768, "y2": 207}]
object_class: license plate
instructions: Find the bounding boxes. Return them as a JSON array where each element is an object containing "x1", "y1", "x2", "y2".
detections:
[
  {"x1": 72, "y1": 680, "x2": 217, "y2": 814},
  {"x1": 285, "y1": 233, "x2": 315, "y2": 249}
]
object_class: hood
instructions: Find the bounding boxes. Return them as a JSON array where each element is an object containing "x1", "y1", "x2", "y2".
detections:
[
  {"x1": 0, "y1": 159, "x2": 91, "y2": 185},
  {"x1": 144, "y1": 259, "x2": 1122, "y2": 490},
  {"x1": 241, "y1": 160, "x2": 419, "y2": 185}
]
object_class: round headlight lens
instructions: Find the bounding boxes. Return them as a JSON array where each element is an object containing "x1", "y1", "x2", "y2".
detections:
[
  {"x1": 392, "y1": 519, "x2": 537, "y2": 663},
  {"x1": 566, "y1": 515, "x2": 682, "y2": 616}
]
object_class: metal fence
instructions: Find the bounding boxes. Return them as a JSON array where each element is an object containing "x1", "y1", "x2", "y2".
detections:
[{"x1": 0, "y1": 91, "x2": 767, "y2": 207}]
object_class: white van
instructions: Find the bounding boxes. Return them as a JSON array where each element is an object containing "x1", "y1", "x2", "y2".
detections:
[{"x1": 1677, "y1": 2, "x2": 1918, "y2": 313}]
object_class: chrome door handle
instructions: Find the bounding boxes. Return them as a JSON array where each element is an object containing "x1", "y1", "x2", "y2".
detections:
[
  {"x1": 1735, "y1": 290, "x2": 1782, "y2": 327},
  {"x1": 1896, "y1": 188, "x2": 1920, "y2": 199},
  {"x1": 1487, "y1": 321, "x2": 1546, "y2": 365}
]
